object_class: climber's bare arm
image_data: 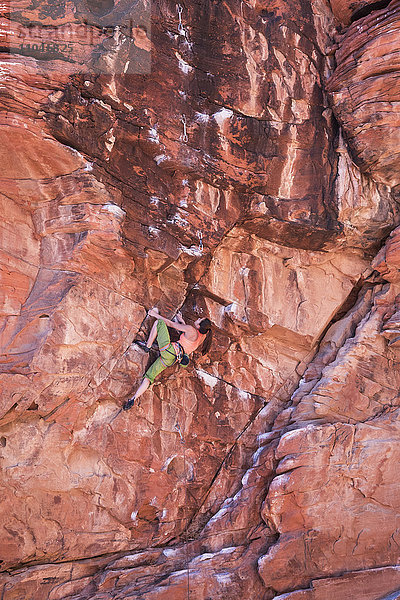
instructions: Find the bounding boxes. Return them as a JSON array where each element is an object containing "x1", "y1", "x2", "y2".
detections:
[
  {"x1": 174, "y1": 311, "x2": 185, "y2": 325},
  {"x1": 148, "y1": 308, "x2": 193, "y2": 335}
]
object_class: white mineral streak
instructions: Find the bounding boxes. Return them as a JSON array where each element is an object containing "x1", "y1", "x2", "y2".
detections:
[
  {"x1": 105, "y1": 76, "x2": 120, "y2": 103},
  {"x1": 277, "y1": 125, "x2": 298, "y2": 198},
  {"x1": 175, "y1": 51, "x2": 193, "y2": 74},
  {"x1": 215, "y1": 573, "x2": 232, "y2": 585},
  {"x1": 213, "y1": 108, "x2": 233, "y2": 128},
  {"x1": 194, "y1": 180, "x2": 221, "y2": 216},
  {"x1": 169, "y1": 213, "x2": 188, "y2": 227},
  {"x1": 238, "y1": 23, "x2": 269, "y2": 117},
  {"x1": 148, "y1": 127, "x2": 160, "y2": 143},
  {"x1": 195, "y1": 112, "x2": 210, "y2": 123},
  {"x1": 196, "y1": 369, "x2": 218, "y2": 388},
  {"x1": 213, "y1": 108, "x2": 233, "y2": 154},
  {"x1": 180, "y1": 245, "x2": 202, "y2": 256},
  {"x1": 93, "y1": 99, "x2": 112, "y2": 111},
  {"x1": 105, "y1": 128, "x2": 115, "y2": 153},
  {"x1": 163, "y1": 548, "x2": 178, "y2": 557},
  {"x1": 102, "y1": 203, "x2": 126, "y2": 219},
  {"x1": 154, "y1": 154, "x2": 168, "y2": 164}
]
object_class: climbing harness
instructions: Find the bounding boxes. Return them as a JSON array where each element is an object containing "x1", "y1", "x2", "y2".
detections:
[
  {"x1": 161, "y1": 341, "x2": 190, "y2": 367},
  {"x1": 181, "y1": 114, "x2": 188, "y2": 142}
]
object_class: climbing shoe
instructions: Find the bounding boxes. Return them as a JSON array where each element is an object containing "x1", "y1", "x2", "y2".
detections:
[
  {"x1": 133, "y1": 340, "x2": 151, "y2": 352},
  {"x1": 123, "y1": 398, "x2": 135, "y2": 411}
]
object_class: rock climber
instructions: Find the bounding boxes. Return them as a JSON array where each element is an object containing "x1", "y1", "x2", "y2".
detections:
[{"x1": 123, "y1": 308, "x2": 212, "y2": 410}]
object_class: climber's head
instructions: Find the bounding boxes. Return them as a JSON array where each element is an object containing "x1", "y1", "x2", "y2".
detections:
[
  {"x1": 195, "y1": 318, "x2": 212, "y2": 355},
  {"x1": 195, "y1": 317, "x2": 211, "y2": 333}
]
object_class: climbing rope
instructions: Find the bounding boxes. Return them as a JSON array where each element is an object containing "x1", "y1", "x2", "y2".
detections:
[
  {"x1": 162, "y1": 354, "x2": 318, "y2": 599},
  {"x1": 177, "y1": 342, "x2": 318, "y2": 540},
  {"x1": 175, "y1": 420, "x2": 191, "y2": 600}
]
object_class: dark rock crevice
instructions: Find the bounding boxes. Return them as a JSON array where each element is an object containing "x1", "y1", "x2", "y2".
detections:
[{"x1": 350, "y1": 0, "x2": 393, "y2": 22}]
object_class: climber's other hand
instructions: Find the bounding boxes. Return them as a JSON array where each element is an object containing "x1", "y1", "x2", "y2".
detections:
[{"x1": 174, "y1": 311, "x2": 184, "y2": 324}]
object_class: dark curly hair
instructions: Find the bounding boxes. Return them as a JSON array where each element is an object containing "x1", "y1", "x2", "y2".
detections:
[{"x1": 198, "y1": 318, "x2": 212, "y2": 355}]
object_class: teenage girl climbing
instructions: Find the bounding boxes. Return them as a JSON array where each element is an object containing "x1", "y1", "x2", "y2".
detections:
[{"x1": 123, "y1": 308, "x2": 212, "y2": 410}]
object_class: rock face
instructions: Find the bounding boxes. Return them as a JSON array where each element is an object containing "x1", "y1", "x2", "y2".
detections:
[
  {"x1": 327, "y1": 0, "x2": 400, "y2": 189},
  {"x1": 1, "y1": 0, "x2": 400, "y2": 598}
]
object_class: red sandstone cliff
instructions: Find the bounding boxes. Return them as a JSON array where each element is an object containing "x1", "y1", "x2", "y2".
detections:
[{"x1": 1, "y1": 0, "x2": 400, "y2": 598}]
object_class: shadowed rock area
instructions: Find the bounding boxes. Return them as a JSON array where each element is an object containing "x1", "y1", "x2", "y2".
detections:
[{"x1": 1, "y1": 0, "x2": 400, "y2": 598}]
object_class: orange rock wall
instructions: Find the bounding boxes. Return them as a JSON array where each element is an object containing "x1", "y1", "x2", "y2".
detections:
[{"x1": 1, "y1": 0, "x2": 400, "y2": 598}]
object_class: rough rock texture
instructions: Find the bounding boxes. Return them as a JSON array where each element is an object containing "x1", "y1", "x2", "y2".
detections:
[
  {"x1": 1, "y1": 0, "x2": 400, "y2": 598},
  {"x1": 328, "y1": 0, "x2": 400, "y2": 188}
]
